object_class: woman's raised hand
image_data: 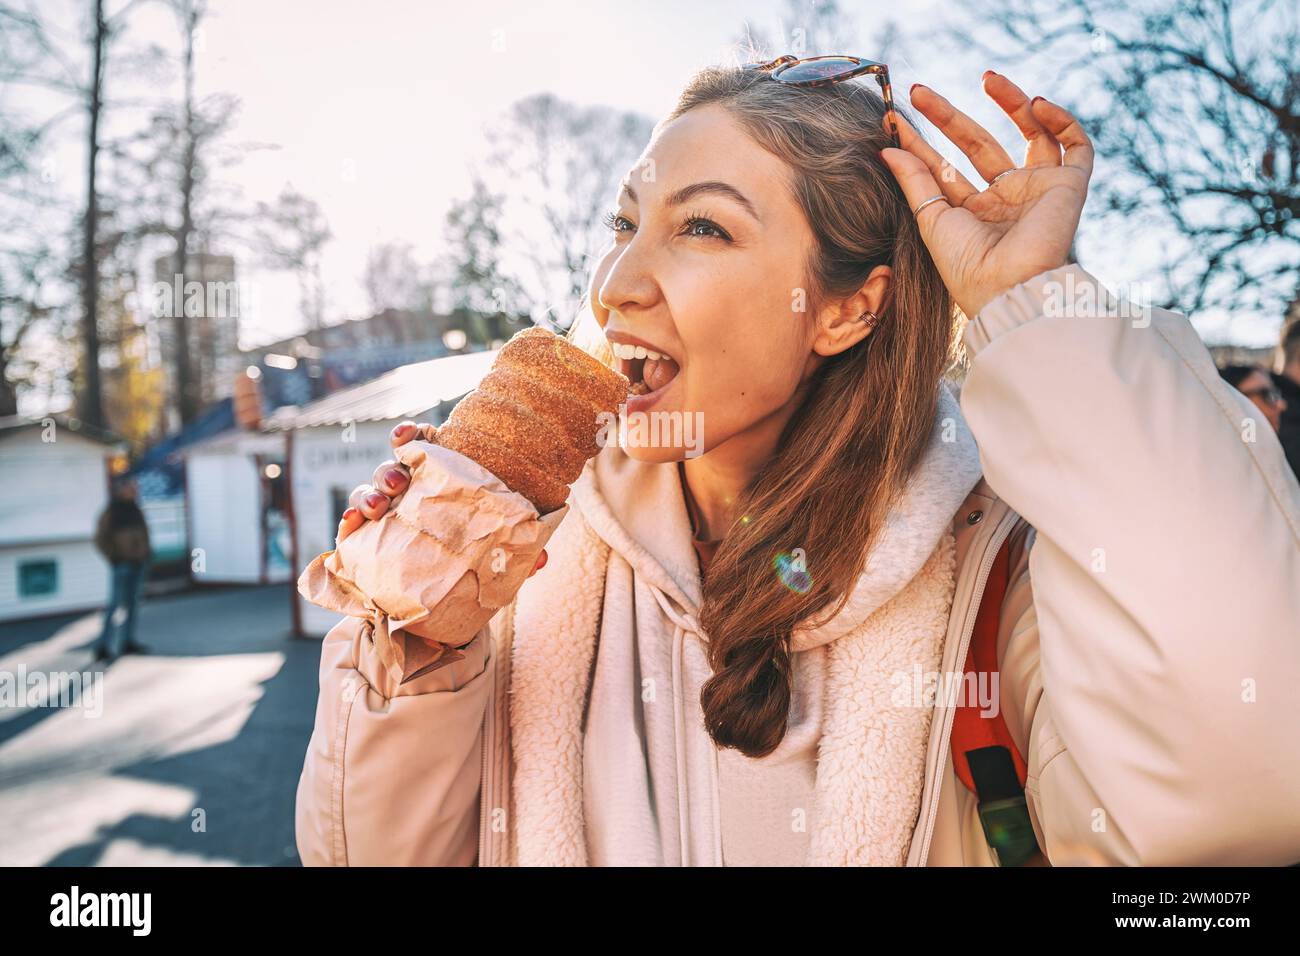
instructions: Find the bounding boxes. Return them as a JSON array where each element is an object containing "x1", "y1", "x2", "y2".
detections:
[
  {"x1": 880, "y1": 71, "x2": 1094, "y2": 320},
  {"x1": 333, "y1": 420, "x2": 548, "y2": 575}
]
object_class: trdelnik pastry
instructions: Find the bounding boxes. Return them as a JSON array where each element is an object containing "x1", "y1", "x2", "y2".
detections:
[
  {"x1": 432, "y1": 326, "x2": 631, "y2": 513},
  {"x1": 296, "y1": 325, "x2": 633, "y2": 679}
]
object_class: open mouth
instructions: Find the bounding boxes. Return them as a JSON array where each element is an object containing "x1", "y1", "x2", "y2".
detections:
[{"x1": 609, "y1": 341, "x2": 680, "y2": 396}]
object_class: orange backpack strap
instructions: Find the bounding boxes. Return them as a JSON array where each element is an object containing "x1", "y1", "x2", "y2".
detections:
[{"x1": 951, "y1": 527, "x2": 1043, "y2": 866}]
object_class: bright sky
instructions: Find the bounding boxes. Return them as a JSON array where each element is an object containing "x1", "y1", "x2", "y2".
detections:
[
  {"x1": 190, "y1": 0, "x2": 945, "y2": 345},
  {"x1": 14, "y1": 0, "x2": 1281, "y2": 352}
]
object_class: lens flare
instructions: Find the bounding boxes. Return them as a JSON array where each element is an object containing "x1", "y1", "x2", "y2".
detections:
[{"x1": 772, "y1": 551, "x2": 812, "y2": 594}]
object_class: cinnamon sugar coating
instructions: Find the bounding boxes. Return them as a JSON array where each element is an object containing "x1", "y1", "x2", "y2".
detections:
[{"x1": 433, "y1": 327, "x2": 629, "y2": 512}]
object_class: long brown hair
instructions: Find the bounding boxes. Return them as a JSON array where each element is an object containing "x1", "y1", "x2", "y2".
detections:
[{"x1": 578, "y1": 63, "x2": 961, "y2": 758}]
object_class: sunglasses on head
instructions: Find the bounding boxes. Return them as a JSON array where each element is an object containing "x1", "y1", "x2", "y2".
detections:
[{"x1": 744, "y1": 54, "x2": 901, "y2": 148}]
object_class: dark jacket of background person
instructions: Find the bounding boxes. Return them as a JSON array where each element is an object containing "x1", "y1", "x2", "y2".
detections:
[
  {"x1": 95, "y1": 498, "x2": 152, "y2": 564},
  {"x1": 1272, "y1": 370, "x2": 1300, "y2": 479}
]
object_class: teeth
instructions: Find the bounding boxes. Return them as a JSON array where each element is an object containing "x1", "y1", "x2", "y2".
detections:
[{"x1": 610, "y1": 341, "x2": 666, "y2": 362}]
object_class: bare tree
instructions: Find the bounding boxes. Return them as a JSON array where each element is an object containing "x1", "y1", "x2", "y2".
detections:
[
  {"x1": 943, "y1": 0, "x2": 1300, "y2": 322},
  {"x1": 0, "y1": 242, "x2": 61, "y2": 415},
  {"x1": 361, "y1": 240, "x2": 433, "y2": 314},
  {"x1": 250, "y1": 185, "x2": 332, "y2": 331},
  {"x1": 734, "y1": 0, "x2": 863, "y2": 60},
  {"x1": 452, "y1": 93, "x2": 653, "y2": 332},
  {"x1": 78, "y1": 0, "x2": 107, "y2": 427},
  {"x1": 0, "y1": 0, "x2": 162, "y2": 427},
  {"x1": 165, "y1": 0, "x2": 200, "y2": 423}
]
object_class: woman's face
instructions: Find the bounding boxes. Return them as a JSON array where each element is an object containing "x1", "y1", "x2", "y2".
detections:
[
  {"x1": 1237, "y1": 369, "x2": 1286, "y2": 432},
  {"x1": 589, "y1": 103, "x2": 886, "y2": 463}
]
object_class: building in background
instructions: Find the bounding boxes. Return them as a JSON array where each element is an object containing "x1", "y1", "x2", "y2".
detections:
[
  {"x1": 153, "y1": 252, "x2": 243, "y2": 431},
  {"x1": 0, "y1": 416, "x2": 124, "y2": 623},
  {"x1": 128, "y1": 398, "x2": 236, "y2": 574},
  {"x1": 264, "y1": 348, "x2": 499, "y2": 636},
  {"x1": 182, "y1": 429, "x2": 290, "y2": 586},
  {"x1": 242, "y1": 306, "x2": 520, "y2": 412}
]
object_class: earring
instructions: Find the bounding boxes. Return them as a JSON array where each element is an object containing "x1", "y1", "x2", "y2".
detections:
[{"x1": 857, "y1": 309, "x2": 879, "y2": 327}]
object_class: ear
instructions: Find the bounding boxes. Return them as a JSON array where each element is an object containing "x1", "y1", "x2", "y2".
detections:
[{"x1": 811, "y1": 265, "x2": 892, "y2": 357}]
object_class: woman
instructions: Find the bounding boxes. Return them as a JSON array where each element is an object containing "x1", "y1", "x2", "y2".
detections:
[
  {"x1": 295, "y1": 61, "x2": 1300, "y2": 866},
  {"x1": 1219, "y1": 363, "x2": 1287, "y2": 434}
]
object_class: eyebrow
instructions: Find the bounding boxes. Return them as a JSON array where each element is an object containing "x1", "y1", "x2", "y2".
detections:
[{"x1": 620, "y1": 179, "x2": 760, "y2": 222}]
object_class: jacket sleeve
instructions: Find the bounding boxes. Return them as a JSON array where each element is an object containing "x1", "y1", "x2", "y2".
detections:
[
  {"x1": 295, "y1": 613, "x2": 496, "y2": 866},
  {"x1": 963, "y1": 263, "x2": 1300, "y2": 866}
]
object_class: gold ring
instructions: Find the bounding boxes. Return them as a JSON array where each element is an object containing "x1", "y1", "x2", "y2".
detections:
[{"x1": 912, "y1": 195, "x2": 948, "y2": 216}]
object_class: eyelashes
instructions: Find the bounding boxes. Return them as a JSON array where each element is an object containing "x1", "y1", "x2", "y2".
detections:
[
  {"x1": 601, "y1": 210, "x2": 632, "y2": 233},
  {"x1": 601, "y1": 209, "x2": 733, "y2": 242}
]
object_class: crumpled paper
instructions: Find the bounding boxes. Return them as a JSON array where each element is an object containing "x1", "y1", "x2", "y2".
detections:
[{"x1": 297, "y1": 440, "x2": 568, "y2": 686}]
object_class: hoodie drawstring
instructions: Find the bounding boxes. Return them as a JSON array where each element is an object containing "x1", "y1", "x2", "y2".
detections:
[{"x1": 651, "y1": 586, "x2": 706, "y2": 865}]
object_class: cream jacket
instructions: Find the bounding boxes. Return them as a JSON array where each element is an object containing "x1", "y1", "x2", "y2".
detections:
[{"x1": 295, "y1": 263, "x2": 1300, "y2": 866}]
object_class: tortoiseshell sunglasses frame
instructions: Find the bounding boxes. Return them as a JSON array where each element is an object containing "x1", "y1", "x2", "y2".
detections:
[{"x1": 744, "y1": 54, "x2": 902, "y2": 148}]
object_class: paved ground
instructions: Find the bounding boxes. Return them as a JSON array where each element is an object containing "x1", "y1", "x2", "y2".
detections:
[{"x1": 0, "y1": 584, "x2": 323, "y2": 866}]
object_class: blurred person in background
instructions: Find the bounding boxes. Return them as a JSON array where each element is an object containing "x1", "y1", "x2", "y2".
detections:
[
  {"x1": 1219, "y1": 363, "x2": 1287, "y2": 434},
  {"x1": 1273, "y1": 321, "x2": 1300, "y2": 477},
  {"x1": 92, "y1": 476, "x2": 152, "y2": 662}
]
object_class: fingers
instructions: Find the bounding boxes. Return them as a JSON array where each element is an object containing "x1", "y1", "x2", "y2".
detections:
[
  {"x1": 981, "y1": 71, "x2": 1062, "y2": 169},
  {"x1": 889, "y1": 111, "x2": 980, "y2": 207},
  {"x1": 909, "y1": 82, "x2": 1017, "y2": 183},
  {"x1": 391, "y1": 421, "x2": 435, "y2": 450},
  {"x1": 371, "y1": 459, "x2": 410, "y2": 497},
  {"x1": 336, "y1": 425, "x2": 431, "y2": 546},
  {"x1": 336, "y1": 507, "x2": 364, "y2": 544},
  {"x1": 1030, "y1": 96, "x2": 1095, "y2": 181},
  {"x1": 348, "y1": 483, "x2": 390, "y2": 521},
  {"x1": 879, "y1": 143, "x2": 961, "y2": 244},
  {"x1": 390, "y1": 421, "x2": 417, "y2": 449}
]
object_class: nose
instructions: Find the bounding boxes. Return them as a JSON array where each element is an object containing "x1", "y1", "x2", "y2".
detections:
[{"x1": 594, "y1": 237, "x2": 660, "y2": 322}]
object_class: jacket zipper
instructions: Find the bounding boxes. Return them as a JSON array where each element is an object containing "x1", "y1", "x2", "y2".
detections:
[
  {"x1": 477, "y1": 666, "x2": 493, "y2": 865},
  {"x1": 912, "y1": 509, "x2": 1018, "y2": 865},
  {"x1": 477, "y1": 612, "x2": 512, "y2": 866}
]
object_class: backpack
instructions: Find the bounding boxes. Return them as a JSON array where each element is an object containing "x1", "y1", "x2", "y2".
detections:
[{"x1": 950, "y1": 526, "x2": 1047, "y2": 867}]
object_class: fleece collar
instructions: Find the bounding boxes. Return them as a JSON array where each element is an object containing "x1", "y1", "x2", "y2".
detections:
[{"x1": 570, "y1": 383, "x2": 983, "y2": 646}]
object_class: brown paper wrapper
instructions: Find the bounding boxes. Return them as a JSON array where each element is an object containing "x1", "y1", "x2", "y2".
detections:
[{"x1": 297, "y1": 440, "x2": 568, "y2": 686}]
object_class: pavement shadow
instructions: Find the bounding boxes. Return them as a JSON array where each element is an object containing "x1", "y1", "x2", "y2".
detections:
[{"x1": 1, "y1": 584, "x2": 326, "y2": 867}]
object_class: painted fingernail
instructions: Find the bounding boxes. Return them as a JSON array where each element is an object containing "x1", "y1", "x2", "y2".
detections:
[
  {"x1": 363, "y1": 492, "x2": 385, "y2": 510},
  {"x1": 983, "y1": 69, "x2": 997, "y2": 80},
  {"x1": 342, "y1": 508, "x2": 359, "y2": 522},
  {"x1": 910, "y1": 82, "x2": 925, "y2": 96},
  {"x1": 384, "y1": 468, "x2": 406, "y2": 488},
  {"x1": 391, "y1": 422, "x2": 413, "y2": 439}
]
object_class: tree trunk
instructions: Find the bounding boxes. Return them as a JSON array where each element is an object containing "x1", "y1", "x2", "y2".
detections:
[
  {"x1": 173, "y1": 0, "x2": 199, "y2": 424},
  {"x1": 79, "y1": 0, "x2": 106, "y2": 429}
]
